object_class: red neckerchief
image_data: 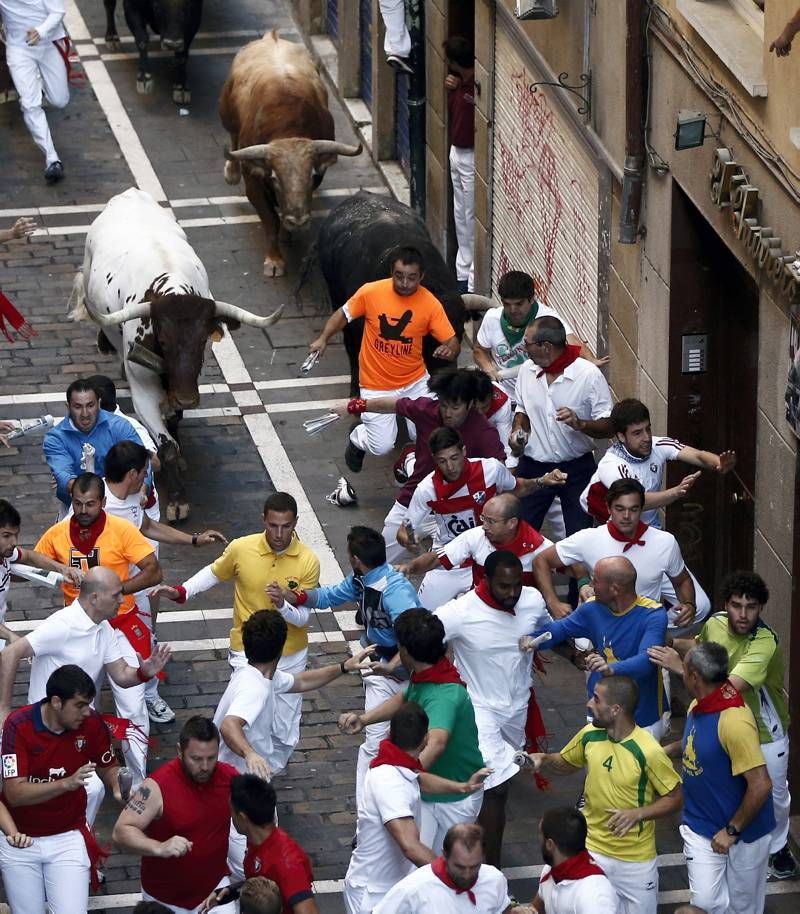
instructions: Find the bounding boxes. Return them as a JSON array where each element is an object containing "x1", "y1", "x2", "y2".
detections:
[
  {"x1": 77, "y1": 822, "x2": 110, "y2": 890},
  {"x1": 606, "y1": 520, "x2": 648, "y2": 551},
  {"x1": 411, "y1": 657, "x2": 465, "y2": 687},
  {"x1": 540, "y1": 849, "x2": 606, "y2": 884},
  {"x1": 369, "y1": 738, "x2": 424, "y2": 772},
  {"x1": 0, "y1": 291, "x2": 37, "y2": 342},
  {"x1": 428, "y1": 459, "x2": 493, "y2": 523},
  {"x1": 485, "y1": 385, "x2": 509, "y2": 419},
  {"x1": 431, "y1": 856, "x2": 477, "y2": 905},
  {"x1": 691, "y1": 680, "x2": 745, "y2": 716},
  {"x1": 537, "y1": 344, "x2": 582, "y2": 378},
  {"x1": 69, "y1": 512, "x2": 108, "y2": 554},
  {"x1": 52, "y1": 37, "x2": 86, "y2": 87},
  {"x1": 472, "y1": 521, "x2": 544, "y2": 588},
  {"x1": 474, "y1": 579, "x2": 515, "y2": 615}
]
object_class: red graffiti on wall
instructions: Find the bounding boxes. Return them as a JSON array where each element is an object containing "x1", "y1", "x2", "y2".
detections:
[{"x1": 494, "y1": 69, "x2": 591, "y2": 314}]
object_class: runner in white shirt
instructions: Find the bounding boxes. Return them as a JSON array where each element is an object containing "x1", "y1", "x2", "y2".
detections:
[
  {"x1": 0, "y1": 0, "x2": 69, "y2": 181},
  {"x1": 434, "y1": 552, "x2": 551, "y2": 868},
  {"x1": 511, "y1": 317, "x2": 613, "y2": 540},
  {"x1": 472, "y1": 271, "x2": 584, "y2": 400},
  {"x1": 373, "y1": 823, "x2": 512, "y2": 914},
  {"x1": 401, "y1": 493, "x2": 558, "y2": 610},
  {"x1": 535, "y1": 479, "x2": 709, "y2": 632},
  {"x1": 217, "y1": 609, "x2": 376, "y2": 880},
  {"x1": 580, "y1": 398, "x2": 737, "y2": 526},
  {"x1": 535, "y1": 807, "x2": 619, "y2": 914},
  {"x1": 67, "y1": 440, "x2": 226, "y2": 725},
  {"x1": 0, "y1": 498, "x2": 80, "y2": 647},
  {"x1": 0, "y1": 566, "x2": 170, "y2": 822},
  {"x1": 344, "y1": 702, "x2": 490, "y2": 914}
]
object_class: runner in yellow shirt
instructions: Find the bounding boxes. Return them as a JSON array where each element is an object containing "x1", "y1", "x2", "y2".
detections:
[
  {"x1": 154, "y1": 492, "x2": 320, "y2": 773},
  {"x1": 524, "y1": 676, "x2": 681, "y2": 914}
]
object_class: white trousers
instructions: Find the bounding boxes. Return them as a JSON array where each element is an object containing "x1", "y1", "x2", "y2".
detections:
[
  {"x1": 0, "y1": 829, "x2": 89, "y2": 914},
  {"x1": 417, "y1": 565, "x2": 473, "y2": 610},
  {"x1": 449, "y1": 146, "x2": 475, "y2": 290},
  {"x1": 105, "y1": 630, "x2": 150, "y2": 786},
  {"x1": 472, "y1": 704, "x2": 524, "y2": 791},
  {"x1": 419, "y1": 791, "x2": 483, "y2": 855},
  {"x1": 142, "y1": 877, "x2": 236, "y2": 914},
  {"x1": 343, "y1": 882, "x2": 388, "y2": 914},
  {"x1": 762, "y1": 734, "x2": 791, "y2": 852},
  {"x1": 351, "y1": 374, "x2": 430, "y2": 456},
  {"x1": 590, "y1": 852, "x2": 658, "y2": 914},
  {"x1": 379, "y1": 0, "x2": 411, "y2": 57},
  {"x1": 356, "y1": 673, "x2": 407, "y2": 803},
  {"x1": 6, "y1": 41, "x2": 69, "y2": 164},
  {"x1": 382, "y1": 499, "x2": 438, "y2": 565},
  {"x1": 680, "y1": 823, "x2": 770, "y2": 914},
  {"x1": 229, "y1": 646, "x2": 307, "y2": 774}
]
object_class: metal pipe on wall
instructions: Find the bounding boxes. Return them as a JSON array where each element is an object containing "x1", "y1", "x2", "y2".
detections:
[
  {"x1": 619, "y1": 0, "x2": 646, "y2": 244},
  {"x1": 407, "y1": 0, "x2": 426, "y2": 215}
]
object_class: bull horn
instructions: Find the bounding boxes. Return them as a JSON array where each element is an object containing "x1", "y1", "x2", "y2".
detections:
[
  {"x1": 461, "y1": 293, "x2": 495, "y2": 311},
  {"x1": 226, "y1": 144, "x2": 274, "y2": 162},
  {"x1": 91, "y1": 301, "x2": 152, "y2": 326},
  {"x1": 214, "y1": 301, "x2": 285, "y2": 328},
  {"x1": 309, "y1": 140, "x2": 362, "y2": 158}
]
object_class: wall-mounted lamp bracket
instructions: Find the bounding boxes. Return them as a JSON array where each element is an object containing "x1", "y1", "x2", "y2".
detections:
[{"x1": 529, "y1": 71, "x2": 592, "y2": 118}]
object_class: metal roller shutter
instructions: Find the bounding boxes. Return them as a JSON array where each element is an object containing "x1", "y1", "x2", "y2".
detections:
[
  {"x1": 395, "y1": 74, "x2": 410, "y2": 176},
  {"x1": 491, "y1": 26, "x2": 600, "y2": 349},
  {"x1": 326, "y1": 0, "x2": 338, "y2": 39}
]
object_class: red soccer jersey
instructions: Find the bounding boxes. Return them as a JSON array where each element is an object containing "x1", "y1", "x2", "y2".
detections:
[
  {"x1": 244, "y1": 827, "x2": 315, "y2": 914},
  {"x1": 1, "y1": 702, "x2": 115, "y2": 836}
]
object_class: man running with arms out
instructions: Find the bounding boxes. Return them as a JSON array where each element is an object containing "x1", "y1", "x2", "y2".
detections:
[
  {"x1": 664, "y1": 643, "x2": 773, "y2": 914},
  {"x1": 154, "y1": 493, "x2": 319, "y2": 773},
  {"x1": 648, "y1": 571, "x2": 795, "y2": 879},
  {"x1": 309, "y1": 245, "x2": 460, "y2": 471},
  {"x1": 0, "y1": 497, "x2": 82, "y2": 647},
  {"x1": 534, "y1": 807, "x2": 619, "y2": 914},
  {"x1": 339, "y1": 608, "x2": 487, "y2": 855},
  {"x1": 373, "y1": 823, "x2": 512, "y2": 914},
  {"x1": 434, "y1": 551, "x2": 552, "y2": 867},
  {"x1": 112, "y1": 716, "x2": 239, "y2": 914},
  {"x1": 0, "y1": 665, "x2": 122, "y2": 914},
  {"x1": 581, "y1": 398, "x2": 736, "y2": 525},
  {"x1": 524, "y1": 677, "x2": 681, "y2": 914}
]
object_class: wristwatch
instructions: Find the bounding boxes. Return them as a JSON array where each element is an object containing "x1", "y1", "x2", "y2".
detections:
[{"x1": 725, "y1": 823, "x2": 741, "y2": 838}]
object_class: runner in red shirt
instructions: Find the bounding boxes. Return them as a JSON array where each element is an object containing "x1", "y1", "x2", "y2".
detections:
[
  {"x1": 204, "y1": 775, "x2": 317, "y2": 914},
  {"x1": 0, "y1": 664, "x2": 121, "y2": 914},
  {"x1": 113, "y1": 716, "x2": 240, "y2": 914}
]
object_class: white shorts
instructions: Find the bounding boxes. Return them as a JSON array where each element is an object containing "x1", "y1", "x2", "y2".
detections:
[
  {"x1": 419, "y1": 791, "x2": 483, "y2": 855},
  {"x1": 472, "y1": 704, "x2": 525, "y2": 790},
  {"x1": 680, "y1": 823, "x2": 770, "y2": 914},
  {"x1": 589, "y1": 852, "x2": 658, "y2": 914},
  {"x1": 0, "y1": 828, "x2": 89, "y2": 914}
]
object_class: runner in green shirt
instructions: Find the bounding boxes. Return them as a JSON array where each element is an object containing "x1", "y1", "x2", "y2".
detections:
[{"x1": 339, "y1": 608, "x2": 485, "y2": 853}]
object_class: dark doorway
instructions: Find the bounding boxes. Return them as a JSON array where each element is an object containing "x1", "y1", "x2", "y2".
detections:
[{"x1": 666, "y1": 184, "x2": 759, "y2": 600}]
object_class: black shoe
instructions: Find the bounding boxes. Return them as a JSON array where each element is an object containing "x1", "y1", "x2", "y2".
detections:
[
  {"x1": 44, "y1": 161, "x2": 64, "y2": 184},
  {"x1": 344, "y1": 427, "x2": 366, "y2": 473},
  {"x1": 386, "y1": 54, "x2": 413, "y2": 75},
  {"x1": 768, "y1": 844, "x2": 797, "y2": 879}
]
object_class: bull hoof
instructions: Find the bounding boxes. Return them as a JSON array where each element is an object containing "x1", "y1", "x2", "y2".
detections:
[
  {"x1": 172, "y1": 87, "x2": 191, "y2": 105},
  {"x1": 105, "y1": 34, "x2": 121, "y2": 51},
  {"x1": 166, "y1": 501, "x2": 191, "y2": 523},
  {"x1": 263, "y1": 257, "x2": 286, "y2": 278},
  {"x1": 224, "y1": 160, "x2": 241, "y2": 185},
  {"x1": 137, "y1": 75, "x2": 154, "y2": 95}
]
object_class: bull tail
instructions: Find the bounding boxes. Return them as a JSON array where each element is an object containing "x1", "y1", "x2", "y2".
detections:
[
  {"x1": 294, "y1": 242, "x2": 320, "y2": 304},
  {"x1": 67, "y1": 271, "x2": 88, "y2": 321}
]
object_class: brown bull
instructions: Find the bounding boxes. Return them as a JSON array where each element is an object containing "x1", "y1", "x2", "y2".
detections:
[{"x1": 219, "y1": 29, "x2": 362, "y2": 278}]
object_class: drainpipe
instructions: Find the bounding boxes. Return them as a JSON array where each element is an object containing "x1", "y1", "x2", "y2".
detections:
[
  {"x1": 618, "y1": 0, "x2": 645, "y2": 244},
  {"x1": 407, "y1": 0, "x2": 426, "y2": 216}
]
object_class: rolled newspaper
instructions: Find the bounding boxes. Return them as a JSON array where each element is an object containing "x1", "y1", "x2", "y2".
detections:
[
  {"x1": 80, "y1": 442, "x2": 96, "y2": 473},
  {"x1": 9, "y1": 564, "x2": 63, "y2": 587},
  {"x1": 302, "y1": 412, "x2": 340, "y2": 437}
]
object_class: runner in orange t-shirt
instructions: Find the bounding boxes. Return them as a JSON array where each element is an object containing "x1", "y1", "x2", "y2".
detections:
[{"x1": 309, "y1": 246, "x2": 459, "y2": 471}]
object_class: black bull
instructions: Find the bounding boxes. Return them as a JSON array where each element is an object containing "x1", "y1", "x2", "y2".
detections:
[{"x1": 310, "y1": 192, "x2": 491, "y2": 396}]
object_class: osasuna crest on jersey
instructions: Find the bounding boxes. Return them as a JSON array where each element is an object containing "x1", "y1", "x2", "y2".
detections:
[
  {"x1": 2, "y1": 754, "x2": 18, "y2": 778},
  {"x1": 75, "y1": 736, "x2": 87, "y2": 752},
  {"x1": 253, "y1": 857, "x2": 262, "y2": 873}
]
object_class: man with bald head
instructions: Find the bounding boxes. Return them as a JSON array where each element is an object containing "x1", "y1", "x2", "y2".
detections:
[
  {"x1": 525, "y1": 556, "x2": 669, "y2": 738},
  {"x1": 0, "y1": 566, "x2": 170, "y2": 817},
  {"x1": 400, "y1": 493, "x2": 554, "y2": 609}
]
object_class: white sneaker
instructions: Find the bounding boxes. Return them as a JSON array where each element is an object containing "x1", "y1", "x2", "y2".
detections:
[{"x1": 146, "y1": 696, "x2": 176, "y2": 724}]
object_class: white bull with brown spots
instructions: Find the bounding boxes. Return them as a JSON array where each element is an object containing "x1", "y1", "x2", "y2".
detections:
[{"x1": 68, "y1": 187, "x2": 282, "y2": 521}]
